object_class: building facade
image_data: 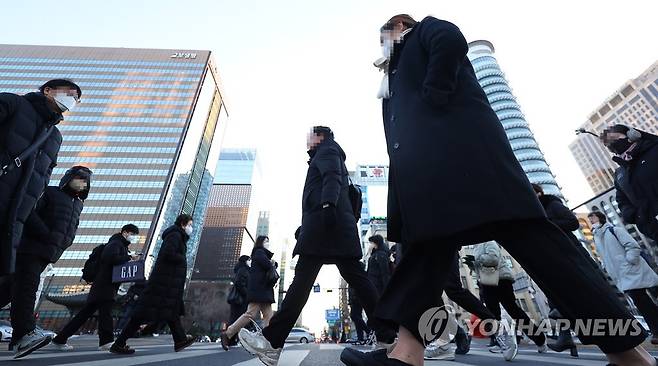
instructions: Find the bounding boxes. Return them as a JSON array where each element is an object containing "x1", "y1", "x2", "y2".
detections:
[
  {"x1": 468, "y1": 40, "x2": 564, "y2": 198},
  {"x1": 185, "y1": 149, "x2": 263, "y2": 335},
  {"x1": 569, "y1": 61, "x2": 658, "y2": 195},
  {"x1": 0, "y1": 44, "x2": 227, "y2": 327}
]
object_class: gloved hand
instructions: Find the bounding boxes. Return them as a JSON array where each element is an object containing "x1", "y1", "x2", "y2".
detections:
[{"x1": 322, "y1": 203, "x2": 337, "y2": 231}]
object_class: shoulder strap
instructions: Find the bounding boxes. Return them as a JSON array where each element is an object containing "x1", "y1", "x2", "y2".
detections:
[
  {"x1": 606, "y1": 226, "x2": 621, "y2": 242},
  {"x1": 1, "y1": 127, "x2": 54, "y2": 177}
]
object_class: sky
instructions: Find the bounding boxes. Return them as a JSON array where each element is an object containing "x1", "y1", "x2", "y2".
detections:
[{"x1": 2, "y1": 0, "x2": 657, "y2": 335}]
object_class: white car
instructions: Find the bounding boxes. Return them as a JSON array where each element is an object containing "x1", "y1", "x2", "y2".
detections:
[
  {"x1": 285, "y1": 328, "x2": 315, "y2": 344},
  {"x1": 0, "y1": 320, "x2": 12, "y2": 342}
]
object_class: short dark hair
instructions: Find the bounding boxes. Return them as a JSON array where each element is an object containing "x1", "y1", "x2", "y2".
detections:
[
  {"x1": 175, "y1": 214, "x2": 193, "y2": 227},
  {"x1": 121, "y1": 224, "x2": 139, "y2": 235},
  {"x1": 312, "y1": 126, "x2": 334, "y2": 140},
  {"x1": 381, "y1": 14, "x2": 418, "y2": 31},
  {"x1": 531, "y1": 183, "x2": 544, "y2": 195},
  {"x1": 368, "y1": 234, "x2": 386, "y2": 249},
  {"x1": 254, "y1": 235, "x2": 269, "y2": 249},
  {"x1": 587, "y1": 211, "x2": 607, "y2": 224},
  {"x1": 39, "y1": 79, "x2": 82, "y2": 98},
  {"x1": 238, "y1": 255, "x2": 251, "y2": 263}
]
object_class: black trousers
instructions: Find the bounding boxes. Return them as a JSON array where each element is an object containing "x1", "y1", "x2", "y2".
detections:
[
  {"x1": 626, "y1": 288, "x2": 658, "y2": 335},
  {"x1": 350, "y1": 300, "x2": 370, "y2": 341},
  {"x1": 375, "y1": 218, "x2": 646, "y2": 354},
  {"x1": 54, "y1": 301, "x2": 115, "y2": 346},
  {"x1": 480, "y1": 279, "x2": 546, "y2": 346},
  {"x1": 444, "y1": 253, "x2": 497, "y2": 323},
  {"x1": 0, "y1": 253, "x2": 49, "y2": 341},
  {"x1": 115, "y1": 316, "x2": 186, "y2": 346},
  {"x1": 262, "y1": 255, "x2": 388, "y2": 348}
]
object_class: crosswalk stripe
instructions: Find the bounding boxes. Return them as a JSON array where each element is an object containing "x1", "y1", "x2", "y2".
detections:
[
  {"x1": 49, "y1": 350, "x2": 217, "y2": 366},
  {"x1": 233, "y1": 350, "x2": 310, "y2": 366}
]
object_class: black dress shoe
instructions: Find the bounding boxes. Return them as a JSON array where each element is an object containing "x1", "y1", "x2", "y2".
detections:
[
  {"x1": 340, "y1": 348, "x2": 412, "y2": 366},
  {"x1": 174, "y1": 335, "x2": 195, "y2": 352}
]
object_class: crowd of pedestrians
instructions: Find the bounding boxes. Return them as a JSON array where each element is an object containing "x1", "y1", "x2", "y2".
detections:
[{"x1": 0, "y1": 12, "x2": 657, "y2": 366}]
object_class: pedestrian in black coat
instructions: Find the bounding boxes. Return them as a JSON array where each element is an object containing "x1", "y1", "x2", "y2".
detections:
[
  {"x1": 602, "y1": 125, "x2": 658, "y2": 243},
  {"x1": 111, "y1": 214, "x2": 195, "y2": 355},
  {"x1": 53, "y1": 224, "x2": 139, "y2": 350},
  {"x1": 227, "y1": 255, "x2": 250, "y2": 346},
  {"x1": 2, "y1": 166, "x2": 90, "y2": 356},
  {"x1": 366, "y1": 235, "x2": 391, "y2": 296},
  {"x1": 237, "y1": 127, "x2": 396, "y2": 365},
  {"x1": 220, "y1": 236, "x2": 275, "y2": 351},
  {"x1": 0, "y1": 79, "x2": 81, "y2": 277},
  {"x1": 341, "y1": 15, "x2": 649, "y2": 366}
]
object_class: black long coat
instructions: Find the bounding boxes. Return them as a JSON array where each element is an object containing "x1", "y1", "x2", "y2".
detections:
[
  {"x1": 87, "y1": 233, "x2": 131, "y2": 304},
  {"x1": 538, "y1": 194, "x2": 581, "y2": 242},
  {"x1": 0, "y1": 92, "x2": 63, "y2": 274},
  {"x1": 367, "y1": 247, "x2": 391, "y2": 295},
  {"x1": 133, "y1": 225, "x2": 188, "y2": 321},
  {"x1": 383, "y1": 17, "x2": 545, "y2": 245},
  {"x1": 294, "y1": 139, "x2": 362, "y2": 258},
  {"x1": 18, "y1": 166, "x2": 90, "y2": 263},
  {"x1": 246, "y1": 247, "x2": 275, "y2": 304},
  {"x1": 614, "y1": 137, "x2": 658, "y2": 241}
]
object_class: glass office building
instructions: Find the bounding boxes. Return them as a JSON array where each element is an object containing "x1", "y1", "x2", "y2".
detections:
[
  {"x1": 468, "y1": 40, "x2": 563, "y2": 198},
  {"x1": 0, "y1": 44, "x2": 227, "y2": 326}
]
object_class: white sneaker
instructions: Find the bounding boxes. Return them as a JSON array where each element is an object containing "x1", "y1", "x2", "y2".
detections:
[
  {"x1": 99, "y1": 342, "x2": 113, "y2": 351},
  {"x1": 424, "y1": 342, "x2": 455, "y2": 361},
  {"x1": 495, "y1": 333, "x2": 518, "y2": 361},
  {"x1": 14, "y1": 330, "x2": 52, "y2": 359},
  {"x1": 537, "y1": 343, "x2": 548, "y2": 353},
  {"x1": 238, "y1": 328, "x2": 282, "y2": 366},
  {"x1": 51, "y1": 342, "x2": 74, "y2": 351}
]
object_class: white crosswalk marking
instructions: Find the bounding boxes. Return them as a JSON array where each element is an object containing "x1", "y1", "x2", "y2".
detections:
[
  {"x1": 233, "y1": 350, "x2": 310, "y2": 366},
  {"x1": 469, "y1": 349, "x2": 605, "y2": 365}
]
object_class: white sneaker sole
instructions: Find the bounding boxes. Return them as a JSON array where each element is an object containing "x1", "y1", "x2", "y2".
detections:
[{"x1": 14, "y1": 336, "x2": 52, "y2": 359}]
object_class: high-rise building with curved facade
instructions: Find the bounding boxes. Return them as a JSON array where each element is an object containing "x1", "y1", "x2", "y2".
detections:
[{"x1": 467, "y1": 40, "x2": 563, "y2": 198}]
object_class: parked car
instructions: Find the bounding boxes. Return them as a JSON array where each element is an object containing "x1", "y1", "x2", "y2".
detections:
[
  {"x1": 285, "y1": 327, "x2": 315, "y2": 344},
  {"x1": 0, "y1": 321, "x2": 12, "y2": 342}
]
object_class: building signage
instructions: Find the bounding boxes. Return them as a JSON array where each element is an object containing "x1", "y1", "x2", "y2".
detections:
[{"x1": 171, "y1": 52, "x2": 197, "y2": 59}]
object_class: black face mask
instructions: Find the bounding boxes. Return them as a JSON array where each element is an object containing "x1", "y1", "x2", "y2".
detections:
[{"x1": 608, "y1": 139, "x2": 633, "y2": 155}]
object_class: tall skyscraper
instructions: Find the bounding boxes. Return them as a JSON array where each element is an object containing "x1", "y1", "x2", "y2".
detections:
[
  {"x1": 0, "y1": 44, "x2": 227, "y2": 327},
  {"x1": 467, "y1": 40, "x2": 564, "y2": 198},
  {"x1": 569, "y1": 61, "x2": 658, "y2": 194},
  {"x1": 192, "y1": 148, "x2": 262, "y2": 281}
]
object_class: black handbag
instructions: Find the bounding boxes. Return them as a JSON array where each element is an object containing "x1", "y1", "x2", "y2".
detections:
[
  {"x1": 227, "y1": 286, "x2": 243, "y2": 305},
  {"x1": 266, "y1": 266, "x2": 280, "y2": 288}
]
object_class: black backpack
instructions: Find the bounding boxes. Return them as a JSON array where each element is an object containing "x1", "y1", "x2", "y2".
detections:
[
  {"x1": 81, "y1": 244, "x2": 105, "y2": 283},
  {"x1": 348, "y1": 179, "x2": 363, "y2": 222}
]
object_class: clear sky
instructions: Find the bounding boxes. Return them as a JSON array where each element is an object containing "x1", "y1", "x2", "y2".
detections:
[{"x1": 2, "y1": 0, "x2": 657, "y2": 335}]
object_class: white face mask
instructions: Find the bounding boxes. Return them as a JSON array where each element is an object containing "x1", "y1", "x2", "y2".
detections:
[
  {"x1": 54, "y1": 93, "x2": 78, "y2": 112},
  {"x1": 381, "y1": 38, "x2": 394, "y2": 58},
  {"x1": 246, "y1": 260, "x2": 252, "y2": 267},
  {"x1": 263, "y1": 242, "x2": 270, "y2": 250},
  {"x1": 184, "y1": 225, "x2": 193, "y2": 236},
  {"x1": 592, "y1": 223, "x2": 601, "y2": 229}
]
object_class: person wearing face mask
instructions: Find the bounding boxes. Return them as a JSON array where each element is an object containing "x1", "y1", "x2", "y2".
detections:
[
  {"x1": 224, "y1": 255, "x2": 251, "y2": 347},
  {"x1": 1, "y1": 79, "x2": 81, "y2": 281},
  {"x1": 220, "y1": 236, "x2": 276, "y2": 351},
  {"x1": 0, "y1": 166, "x2": 90, "y2": 358},
  {"x1": 366, "y1": 235, "x2": 392, "y2": 296},
  {"x1": 589, "y1": 211, "x2": 658, "y2": 344},
  {"x1": 110, "y1": 214, "x2": 195, "y2": 354},
  {"x1": 341, "y1": 14, "x2": 655, "y2": 366},
  {"x1": 52, "y1": 223, "x2": 139, "y2": 352},
  {"x1": 601, "y1": 125, "x2": 658, "y2": 245}
]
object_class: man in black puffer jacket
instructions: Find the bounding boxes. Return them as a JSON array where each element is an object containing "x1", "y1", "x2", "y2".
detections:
[
  {"x1": 2, "y1": 166, "x2": 91, "y2": 358},
  {"x1": 53, "y1": 224, "x2": 139, "y2": 352},
  {"x1": 0, "y1": 79, "x2": 82, "y2": 278}
]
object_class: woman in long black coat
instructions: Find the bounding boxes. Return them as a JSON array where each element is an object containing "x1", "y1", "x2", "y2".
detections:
[
  {"x1": 220, "y1": 236, "x2": 275, "y2": 350},
  {"x1": 366, "y1": 235, "x2": 391, "y2": 296},
  {"x1": 110, "y1": 214, "x2": 195, "y2": 355}
]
